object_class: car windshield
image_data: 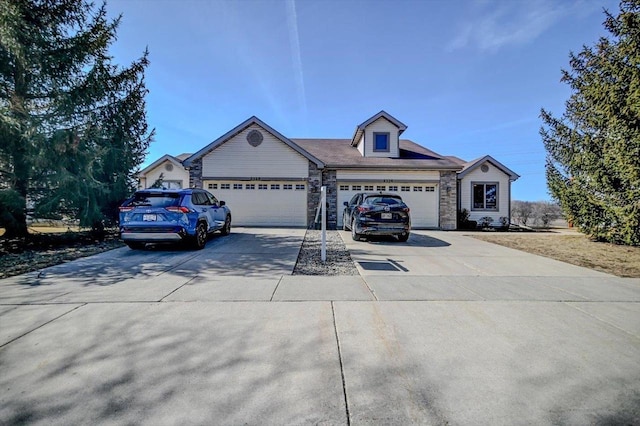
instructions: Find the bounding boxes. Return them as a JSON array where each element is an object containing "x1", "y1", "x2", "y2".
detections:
[
  {"x1": 129, "y1": 192, "x2": 181, "y2": 208},
  {"x1": 365, "y1": 196, "x2": 402, "y2": 205}
]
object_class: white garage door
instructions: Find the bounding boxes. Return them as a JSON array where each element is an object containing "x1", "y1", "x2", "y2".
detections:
[
  {"x1": 204, "y1": 180, "x2": 307, "y2": 227},
  {"x1": 337, "y1": 182, "x2": 439, "y2": 228}
]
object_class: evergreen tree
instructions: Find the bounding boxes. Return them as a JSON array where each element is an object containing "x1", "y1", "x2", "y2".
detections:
[
  {"x1": 0, "y1": 0, "x2": 153, "y2": 238},
  {"x1": 540, "y1": 0, "x2": 640, "y2": 245}
]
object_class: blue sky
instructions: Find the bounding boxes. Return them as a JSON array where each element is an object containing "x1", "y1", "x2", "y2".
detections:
[{"x1": 107, "y1": 0, "x2": 619, "y2": 201}]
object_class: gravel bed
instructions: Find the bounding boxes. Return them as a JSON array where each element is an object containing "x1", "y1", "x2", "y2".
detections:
[{"x1": 293, "y1": 230, "x2": 359, "y2": 275}]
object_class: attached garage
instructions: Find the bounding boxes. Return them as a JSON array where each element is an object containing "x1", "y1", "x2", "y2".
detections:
[
  {"x1": 182, "y1": 118, "x2": 325, "y2": 227},
  {"x1": 335, "y1": 171, "x2": 440, "y2": 229},
  {"x1": 180, "y1": 112, "x2": 483, "y2": 230},
  {"x1": 204, "y1": 180, "x2": 307, "y2": 227}
]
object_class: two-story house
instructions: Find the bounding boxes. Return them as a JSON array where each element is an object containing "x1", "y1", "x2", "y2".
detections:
[{"x1": 141, "y1": 111, "x2": 519, "y2": 229}]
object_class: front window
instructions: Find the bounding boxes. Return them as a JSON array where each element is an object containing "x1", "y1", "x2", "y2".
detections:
[
  {"x1": 472, "y1": 183, "x2": 498, "y2": 210},
  {"x1": 373, "y1": 132, "x2": 389, "y2": 152},
  {"x1": 163, "y1": 180, "x2": 182, "y2": 189}
]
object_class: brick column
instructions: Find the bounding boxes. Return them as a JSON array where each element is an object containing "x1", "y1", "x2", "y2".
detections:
[
  {"x1": 307, "y1": 162, "x2": 322, "y2": 227},
  {"x1": 439, "y1": 171, "x2": 457, "y2": 230},
  {"x1": 321, "y1": 169, "x2": 337, "y2": 230},
  {"x1": 188, "y1": 158, "x2": 203, "y2": 189}
]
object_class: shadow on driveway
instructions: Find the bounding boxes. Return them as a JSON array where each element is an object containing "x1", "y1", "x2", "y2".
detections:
[
  {"x1": 1, "y1": 229, "x2": 305, "y2": 292},
  {"x1": 353, "y1": 233, "x2": 450, "y2": 248}
]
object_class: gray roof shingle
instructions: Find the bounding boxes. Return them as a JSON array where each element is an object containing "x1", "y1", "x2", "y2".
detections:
[{"x1": 291, "y1": 139, "x2": 463, "y2": 170}]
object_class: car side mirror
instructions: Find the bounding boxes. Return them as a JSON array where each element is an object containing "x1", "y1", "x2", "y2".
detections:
[
  {"x1": 343, "y1": 201, "x2": 348, "y2": 206},
  {"x1": 219, "y1": 201, "x2": 226, "y2": 206}
]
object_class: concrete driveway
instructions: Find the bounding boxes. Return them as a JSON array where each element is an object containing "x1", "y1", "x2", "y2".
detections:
[{"x1": 1, "y1": 228, "x2": 639, "y2": 425}]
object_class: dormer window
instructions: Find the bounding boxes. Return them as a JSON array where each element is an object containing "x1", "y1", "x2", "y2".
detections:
[
  {"x1": 351, "y1": 111, "x2": 406, "y2": 158},
  {"x1": 373, "y1": 132, "x2": 390, "y2": 152}
]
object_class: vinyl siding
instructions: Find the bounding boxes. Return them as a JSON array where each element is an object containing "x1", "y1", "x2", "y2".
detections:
[
  {"x1": 202, "y1": 124, "x2": 309, "y2": 179},
  {"x1": 363, "y1": 117, "x2": 399, "y2": 158},
  {"x1": 459, "y1": 162, "x2": 511, "y2": 224}
]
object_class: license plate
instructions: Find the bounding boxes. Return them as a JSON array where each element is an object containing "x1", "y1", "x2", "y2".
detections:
[
  {"x1": 142, "y1": 214, "x2": 157, "y2": 221},
  {"x1": 381, "y1": 213, "x2": 392, "y2": 219}
]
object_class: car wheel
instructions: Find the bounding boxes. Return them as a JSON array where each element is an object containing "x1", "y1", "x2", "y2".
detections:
[
  {"x1": 193, "y1": 222, "x2": 207, "y2": 250},
  {"x1": 221, "y1": 215, "x2": 231, "y2": 236},
  {"x1": 125, "y1": 242, "x2": 145, "y2": 250},
  {"x1": 397, "y1": 232, "x2": 410, "y2": 242},
  {"x1": 351, "y1": 219, "x2": 361, "y2": 241}
]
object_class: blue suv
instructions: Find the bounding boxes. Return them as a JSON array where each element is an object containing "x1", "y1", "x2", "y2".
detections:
[{"x1": 119, "y1": 188, "x2": 232, "y2": 250}]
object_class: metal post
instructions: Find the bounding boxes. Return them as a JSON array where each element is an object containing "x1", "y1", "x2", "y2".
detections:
[{"x1": 321, "y1": 186, "x2": 326, "y2": 262}]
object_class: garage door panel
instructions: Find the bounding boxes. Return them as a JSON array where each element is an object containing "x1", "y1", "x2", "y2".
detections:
[
  {"x1": 205, "y1": 181, "x2": 306, "y2": 227},
  {"x1": 338, "y1": 182, "x2": 438, "y2": 229}
]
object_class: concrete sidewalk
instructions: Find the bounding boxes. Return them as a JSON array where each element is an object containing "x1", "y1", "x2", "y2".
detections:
[{"x1": 1, "y1": 228, "x2": 639, "y2": 425}]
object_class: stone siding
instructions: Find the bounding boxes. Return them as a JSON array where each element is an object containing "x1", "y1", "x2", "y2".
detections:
[
  {"x1": 307, "y1": 162, "x2": 322, "y2": 227},
  {"x1": 439, "y1": 171, "x2": 457, "y2": 230},
  {"x1": 188, "y1": 158, "x2": 203, "y2": 189},
  {"x1": 321, "y1": 169, "x2": 338, "y2": 230}
]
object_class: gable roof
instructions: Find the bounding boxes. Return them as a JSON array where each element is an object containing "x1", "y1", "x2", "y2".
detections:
[
  {"x1": 444, "y1": 155, "x2": 466, "y2": 166},
  {"x1": 183, "y1": 116, "x2": 325, "y2": 168},
  {"x1": 458, "y1": 155, "x2": 520, "y2": 181},
  {"x1": 293, "y1": 138, "x2": 462, "y2": 170},
  {"x1": 351, "y1": 110, "x2": 408, "y2": 146},
  {"x1": 175, "y1": 153, "x2": 192, "y2": 161},
  {"x1": 138, "y1": 154, "x2": 186, "y2": 177}
]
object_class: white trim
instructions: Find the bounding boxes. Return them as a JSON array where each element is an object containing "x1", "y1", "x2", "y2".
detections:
[
  {"x1": 458, "y1": 155, "x2": 520, "y2": 181},
  {"x1": 138, "y1": 155, "x2": 184, "y2": 177}
]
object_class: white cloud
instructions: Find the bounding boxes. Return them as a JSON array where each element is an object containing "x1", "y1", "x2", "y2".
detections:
[{"x1": 447, "y1": 0, "x2": 580, "y2": 53}]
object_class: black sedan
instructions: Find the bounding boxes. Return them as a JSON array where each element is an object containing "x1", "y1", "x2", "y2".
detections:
[{"x1": 343, "y1": 193, "x2": 411, "y2": 242}]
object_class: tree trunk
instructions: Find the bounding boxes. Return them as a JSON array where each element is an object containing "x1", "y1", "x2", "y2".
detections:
[
  {"x1": 5, "y1": 60, "x2": 30, "y2": 239},
  {"x1": 2, "y1": 148, "x2": 30, "y2": 239}
]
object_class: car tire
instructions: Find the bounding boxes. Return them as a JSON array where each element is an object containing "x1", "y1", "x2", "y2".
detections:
[
  {"x1": 397, "y1": 232, "x2": 410, "y2": 242},
  {"x1": 125, "y1": 242, "x2": 145, "y2": 250},
  {"x1": 193, "y1": 222, "x2": 207, "y2": 250},
  {"x1": 351, "y1": 219, "x2": 361, "y2": 241},
  {"x1": 221, "y1": 215, "x2": 231, "y2": 236}
]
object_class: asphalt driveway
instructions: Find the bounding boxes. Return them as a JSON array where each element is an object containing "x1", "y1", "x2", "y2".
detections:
[{"x1": 1, "y1": 228, "x2": 639, "y2": 425}]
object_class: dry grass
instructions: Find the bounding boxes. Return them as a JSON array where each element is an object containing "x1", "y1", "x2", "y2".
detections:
[
  {"x1": 471, "y1": 231, "x2": 640, "y2": 278},
  {"x1": 0, "y1": 225, "x2": 84, "y2": 237}
]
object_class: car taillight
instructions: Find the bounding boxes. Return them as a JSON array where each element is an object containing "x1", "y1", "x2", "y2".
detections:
[
  {"x1": 165, "y1": 206, "x2": 190, "y2": 213},
  {"x1": 357, "y1": 206, "x2": 371, "y2": 213},
  {"x1": 403, "y1": 207, "x2": 410, "y2": 213},
  {"x1": 119, "y1": 206, "x2": 134, "y2": 212}
]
